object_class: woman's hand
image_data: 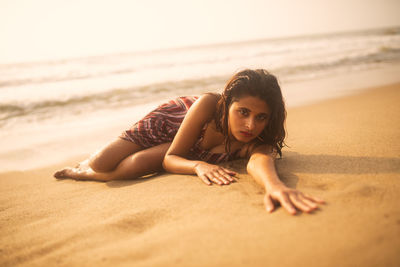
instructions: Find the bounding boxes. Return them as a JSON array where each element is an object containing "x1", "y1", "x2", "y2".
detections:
[
  {"x1": 194, "y1": 162, "x2": 236, "y2": 186},
  {"x1": 264, "y1": 185, "x2": 325, "y2": 215}
]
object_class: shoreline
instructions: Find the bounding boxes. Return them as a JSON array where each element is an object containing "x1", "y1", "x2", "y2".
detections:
[
  {"x1": 1, "y1": 63, "x2": 400, "y2": 173},
  {"x1": 1, "y1": 82, "x2": 399, "y2": 266}
]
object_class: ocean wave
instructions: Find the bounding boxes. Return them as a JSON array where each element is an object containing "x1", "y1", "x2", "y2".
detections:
[
  {"x1": 1, "y1": 26, "x2": 400, "y2": 129},
  {"x1": 2, "y1": 27, "x2": 399, "y2": 90},
  {"x1": 273, "y1": 47, "x2": 400, "y2": 76},
  {"x1": 0, "y1": 75, "x2": 228, "y2": 126},
  {"x1": 2, "y1": 45, "x2": 400, "y2": 126}
]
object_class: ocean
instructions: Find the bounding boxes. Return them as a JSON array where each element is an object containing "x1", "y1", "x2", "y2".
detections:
[{"x1": 1, "y1": 26, "x2": 400, "y2": 171}]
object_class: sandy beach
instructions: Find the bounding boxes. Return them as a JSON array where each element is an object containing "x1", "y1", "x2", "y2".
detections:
[{"x1": 1, "y1": 82, "x2": 400, "y2": 267}]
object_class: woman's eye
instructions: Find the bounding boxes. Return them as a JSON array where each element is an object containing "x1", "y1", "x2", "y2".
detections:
[
  {"x1": 239, "y1": 109, "x2": 248, "y2": 116},
  {"x1": 257, "y1": 115, "x2": 267, "y2": 121}
]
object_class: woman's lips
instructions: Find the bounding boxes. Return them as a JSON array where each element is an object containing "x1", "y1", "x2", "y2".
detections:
[{"x1": 240, "y1": 131, "x2": 253, "y2": 137}]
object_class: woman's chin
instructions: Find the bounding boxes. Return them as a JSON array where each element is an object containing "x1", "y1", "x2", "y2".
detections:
[{"x1": 232, "y1": 134, "x2": 255, "y2": 143}]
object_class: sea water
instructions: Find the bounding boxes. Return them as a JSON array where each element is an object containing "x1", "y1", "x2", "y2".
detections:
[{"x1": 1, "y1": 27, "x2": 400, "y2": 171}]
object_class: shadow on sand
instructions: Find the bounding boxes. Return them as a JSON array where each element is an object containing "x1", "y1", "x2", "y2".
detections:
[{"x1": 63, "y1": 151, "x2": 399, "y2": 189}]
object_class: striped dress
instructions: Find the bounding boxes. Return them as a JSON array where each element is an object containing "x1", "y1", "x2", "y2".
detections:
[{"x1": 120, "y1": 96, "x2": 240, "y2": 164}]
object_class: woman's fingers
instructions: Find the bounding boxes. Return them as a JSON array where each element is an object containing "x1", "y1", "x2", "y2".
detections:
[
  {"x1": 195, "y1": 163, "x2": 236, "y2": 186},
  {"x1": 222, "y1": 167, "x2": 236, "y2": 176},
  {"x1": 214, "y1": 172, "x2": 230, "y2": 185},
  {"x1": 263, "y1": 194, "x2": 275, "y2": 212},
  {"x1": 269, "y1": 190, "x2": 325, "y2": 215},
  {"x1": 278, "y1": 193, "x2": 297, "y2": 215},
  {"x1": 217, "y1": 169, "x2": 235, "y2": 183},
  {"x1": 288, "y1": 194, "x2": 315, "y2": 213},
  {"x1": 208, "y1": 168, "x2": 235, "y2": 185},
  {"x1": 205, "y1": 173, "x2": 224, "y2": 185},
  {"x1": 199, "y1": 174, "x2": 212, "y2": 185},
  {"x1": 208, "y1": 172, "x2": 225, "y2": 185},
  {"x1": 300, "y1": 195, "x2": 319, "y2": 210},
  {"x1": 304, "y1": 193, "x2": 325, "y2": 204}
]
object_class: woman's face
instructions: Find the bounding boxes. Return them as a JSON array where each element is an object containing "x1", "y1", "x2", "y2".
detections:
[{"x1": 228, "y1": 95, "x2": 270, "y2": 143}]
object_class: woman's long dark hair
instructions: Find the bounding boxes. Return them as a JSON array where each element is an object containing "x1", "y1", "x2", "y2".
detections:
[{"x1": 214, "y1": 69, "x2": 287, "y2": 157}]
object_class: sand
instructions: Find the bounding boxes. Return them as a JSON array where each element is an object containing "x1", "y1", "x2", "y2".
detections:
[{"x1": 1, "y1": 83, "x2": 400, "y2": 267}]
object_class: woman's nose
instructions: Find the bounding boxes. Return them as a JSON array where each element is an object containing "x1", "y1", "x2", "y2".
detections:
[{"x1": 245, "y1": 117, "x2": 256, "y2": 130}]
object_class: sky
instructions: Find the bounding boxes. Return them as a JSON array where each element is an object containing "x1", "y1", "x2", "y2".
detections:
[{"x1": 1, "y1": 0, "x2": 399, "y2": 64}]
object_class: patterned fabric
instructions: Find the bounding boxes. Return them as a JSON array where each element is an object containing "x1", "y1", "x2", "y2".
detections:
[
  {"x1": 120, "y1": 96, "x2": 240, "y2": 164},
  {"x1": 188, "y1": 126, "x2": 240, "y2": 163}
]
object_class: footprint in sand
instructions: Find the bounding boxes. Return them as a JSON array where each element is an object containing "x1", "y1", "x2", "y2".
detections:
[
  {"x1": 341, "y1": 183, "x2": 381, "y2": 199},
  {"x1": 108, "y1": 209, "x2": 166, "y2": 234}
]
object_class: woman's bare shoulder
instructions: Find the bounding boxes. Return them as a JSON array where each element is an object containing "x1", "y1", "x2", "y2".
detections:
[
  {"x1": 190, "y1": 93, "x2": 220, "y2": 115},
  {"x1": 180, "y1": 94, "x2": 218, "y2": 127},
  {"x1": 197, "y1": 93, "x2": 220, "y2": 105}
]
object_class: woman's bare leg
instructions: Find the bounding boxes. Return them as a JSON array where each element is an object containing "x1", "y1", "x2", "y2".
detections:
[
  {"x1": 88, "y1": 138, "x2": 144, "y2": 172},
  {"x1": 54, "y1": 137, "x2": 143, "y2": 179},
  {"x1": 54, "y1": 137, "x2": 142, "y2": 179},
  {"x1": 54, "y1": 143, "x2": 171, "y2": 181}
]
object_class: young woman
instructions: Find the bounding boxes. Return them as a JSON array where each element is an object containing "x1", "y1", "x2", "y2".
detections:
[{"x1": 54, "y1": 69, "x2": 324, "y2": 215}]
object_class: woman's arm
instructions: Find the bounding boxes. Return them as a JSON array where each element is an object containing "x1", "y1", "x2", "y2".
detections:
[
  {"x1": 163, "y1": 94, "x2": 236, "y2": 185},
  {"x1": 247, "y1": 145, "x2": 325, "y2": 215}
]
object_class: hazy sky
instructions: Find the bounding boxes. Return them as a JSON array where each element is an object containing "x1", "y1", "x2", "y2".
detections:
[{"x1": 1, "y1": 0, "x2": 399, "y2": 63}]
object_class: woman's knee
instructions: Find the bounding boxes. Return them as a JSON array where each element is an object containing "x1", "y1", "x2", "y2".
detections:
[
  {"x1": 88, "y1": 153, "x2": 115, "y2": 173},
  {"x1": 107, "y1": 153, "x2": 150, "y2": 180},
  {"x1": 111, "y1": 144, "x2": 170, "y2": 179},
  {"x1": 88, "y1": 138, "x2": 143, "y2": 173}
]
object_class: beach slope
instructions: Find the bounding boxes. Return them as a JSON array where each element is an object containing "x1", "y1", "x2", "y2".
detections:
[{"x1": 1, "y1": 83, "x2": 399, "y2": 267}]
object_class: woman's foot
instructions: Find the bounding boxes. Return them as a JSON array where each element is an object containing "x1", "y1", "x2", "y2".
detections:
[
  {"x1": 54, "y1": 167, "x2": 74, "y2": 179},
  {"x1": 54, "y1": 167, "x2": 84, "y2": 180},
  {"x1": 75, "y1": 159, "x2": 89, "y2": 170},
  {"x1": 53, "y1": 163, "x2": 96, "y2": 180}
]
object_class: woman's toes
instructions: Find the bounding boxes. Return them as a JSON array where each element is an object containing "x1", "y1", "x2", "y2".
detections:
[
  {"x1": 54, "y1": 169, "x2": 68, "y2": 179},
  {"x1": 54, "y1": 168, "x2": 76, "y2": 179}
]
